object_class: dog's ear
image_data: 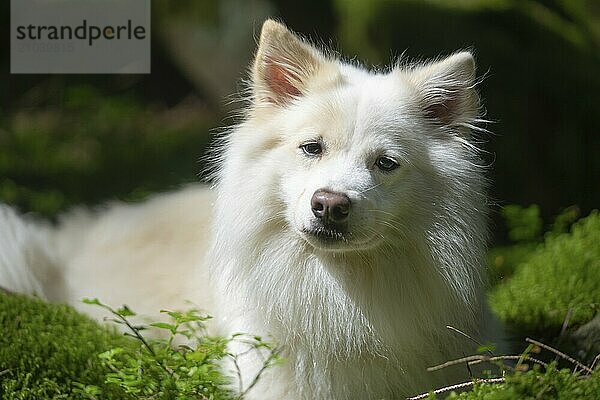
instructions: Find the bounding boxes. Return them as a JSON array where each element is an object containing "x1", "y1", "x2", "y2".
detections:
[
  {"x1": 252, "y1": 19, "x2": 332, "y2": 105},
  {"x1": 409, "y1": 52, "x2": 479, "y2": 127}
]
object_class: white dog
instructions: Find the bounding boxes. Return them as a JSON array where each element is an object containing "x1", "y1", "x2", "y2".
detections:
[{"x1": 0, "y1": 20, "x2": 490, "y2": 399}]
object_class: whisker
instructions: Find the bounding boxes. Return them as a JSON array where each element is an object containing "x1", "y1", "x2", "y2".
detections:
[
  {"x1": 367, "y1": 209, "x2": 397, "y2": 218},
  {"x1": 357, "y1": 182, "x2": 384, "y2": 195}
]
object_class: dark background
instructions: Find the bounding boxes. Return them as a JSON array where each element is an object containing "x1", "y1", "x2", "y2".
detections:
[{"x1": 1, "y1": 0, "x2": 598, "y2": 244}]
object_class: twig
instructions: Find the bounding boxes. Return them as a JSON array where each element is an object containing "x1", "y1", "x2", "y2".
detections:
[
  {"x1": 419, "y1": 336, "x2": 594, "y2": 400},
  {"x1": 465, "y1": 355, "x2": 474, "y2": 378},
  {"x1": 468, "y1": 355, "x2": 548, "y2": 369},
  {"x1": 446, "y1": 325, "x2": 494, "y2": 356},
  {"x1": 428, "y1": 354, "x2": 548, "y2": 372},
  {"x1": 516, "y1": 343, "x2": 535, "y2": 371},
  {"x1": 559, "y1": 308, "x2": 573, "y2": 339},
  {"x1": 525, "y1": 338, "x2": 592, "y2": 374},
  {"x1": 428, "y1": 355, "x2": 487, "y2": 371},
  {"x1": 589, "y1": 353, "x2": 600, "y2": 372},
  {"x1": 99, "y1": 303, "x2": 177, "y2": 378},
  {"x1": 406, "y1": 378, "x2": 505, "y2": 400},
  {"x1": 100, "y1": 306, "x2": 155, "y2": 357},
  {"x1": 230, "y1": 354, "x2": 244, "y2": 395},
  {"x1": 239, "y1": 349, "x2": 281, "y2": 398}
]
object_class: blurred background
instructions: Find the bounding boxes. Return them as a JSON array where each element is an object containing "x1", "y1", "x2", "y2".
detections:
[{"x1": 1, "y1": 0, "x2": 599, "y2": 241}]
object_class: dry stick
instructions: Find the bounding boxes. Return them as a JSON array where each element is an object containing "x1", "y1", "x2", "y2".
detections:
[
  {"x1": 428, "y1": 354, "x2": 548, "y2": 373},
  {"x1": 446, "y1": 325, "x2": 494, "y2": 356},
  {"x1": 468, "y1": 355, "x2": 548, "y2": 369},
  {"x1": 406, "y1": 378, "x2": 505, "y2": 400},
  {"x1": 240, "y1": 349, "x2": 281, "y2": 398},
  {"x1": 559, "y1": 308, "x2": 573, "y2": 339},
  {"x1": 589, "y1": 353, "x2": 600, "y2": 372},
  {"x1": 444, "y1": 325, "x2": 498, "y2": 378},
  {"x1": 417, "y1": 338, "x2": 593, "y2": 400},
  {"x1": 428, "y1": 355, "x2": 488, "y2": 372},
  {"x1": 525, "y1": 338, "x2": 593, "y2": 374},
  {"x1": 231, "y1": 354, "x2": 244, "y2": 395}
]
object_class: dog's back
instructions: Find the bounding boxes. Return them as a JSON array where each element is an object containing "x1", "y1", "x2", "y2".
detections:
[{"x1": 0, "y1": 186, "x2": 215, "y2": 321}]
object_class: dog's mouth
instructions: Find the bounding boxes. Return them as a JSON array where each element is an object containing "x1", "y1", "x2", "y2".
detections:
[
  {"x1": 306, "y1": 227, "x2": 347, "y2": 243},
  {"x1": 299, "y1": 227, "x2": 382, "y2": 252},
  {"x1": 298, "y1": 225, "x2": 379, "y2": 252}
]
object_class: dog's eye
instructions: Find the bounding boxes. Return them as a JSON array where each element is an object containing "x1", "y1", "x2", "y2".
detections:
[
  {"x1": 300, "y1": 142, "x2": 323, "y2": 156},
  {"x1": 375, "y1": 156, "x2": 399, "y2": 172}
]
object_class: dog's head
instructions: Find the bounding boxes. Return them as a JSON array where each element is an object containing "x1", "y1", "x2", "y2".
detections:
[{"x1": 220, "y1": 20, "x2": 485, "y2": 254}]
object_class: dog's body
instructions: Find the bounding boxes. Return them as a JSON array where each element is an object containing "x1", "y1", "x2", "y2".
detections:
[{"x1": 0, "y1": 20, "x2": 490, "y2": 399}]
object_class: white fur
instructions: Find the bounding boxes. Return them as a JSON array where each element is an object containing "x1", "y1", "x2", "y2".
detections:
[
  {"x1": 0, "y1": 205, "x2": 55, "y2": 299},
  {"x1": 0, "y1": 20, "x2": 490, "y2": 399}
]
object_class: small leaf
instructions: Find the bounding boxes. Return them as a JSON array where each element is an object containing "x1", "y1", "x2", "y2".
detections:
[
  {"x1": 117, "y1": 305, "x2": 136, "y2": 317},
  {"x1": 132, "y1": 325, "x2": 147, "y2": 331},
  {"x1": 150, "y1": 322, "x2": 177, "y2": 334},
  {"x1": 477, "y1": 343, "x2": 496, "y2": 354},
  {"x1": 99, "y1": 348, "x2": 124, "y2": 360},
  {"x1": 82, "y1": 298, "x2": 102, "y2": 306}
]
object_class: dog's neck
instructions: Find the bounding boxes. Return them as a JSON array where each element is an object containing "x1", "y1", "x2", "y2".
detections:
[{"x1": 214, "y1": 226, "x2": 476, "y2": 358}]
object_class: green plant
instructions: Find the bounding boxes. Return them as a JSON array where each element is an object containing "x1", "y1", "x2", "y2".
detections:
[
  {"x1": 0, "y1": 291, "x2": 135, "y2": 399},
  {"x1": 81, "y1": 298, "x2": 281, "y2": 400},
  {"x1": 488, "y1": 204, "x2": 581, "y2": 287},
  {"x1": 487, "y1": 205, "x2": 544, "y2": 285},
  {"x1": 489, "y1": 210, "x2": 600, "y2": 331},
  {"x1": 408, "y1": 336, "x2": 600, "y2": 400},
  {"x1": 0, "y1": 292, "x2": 279, "y2": 399},
  {"x1": 447, "y1": 363, "x2": 600, "y2": 400},
  {"x1": 502, "y1": 204, "x2": 543, "y2": 243}
]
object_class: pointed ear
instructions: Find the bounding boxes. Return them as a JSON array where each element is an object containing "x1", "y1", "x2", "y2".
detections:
[
  {"x1": 252, "y1": 19, "x2": 333, "y2": 105},
  {"x1": 409, "y1": 52, "x2": 479, "y2": 128}
]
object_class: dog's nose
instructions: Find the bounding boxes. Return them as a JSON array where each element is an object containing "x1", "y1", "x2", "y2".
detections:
[{"x1": 311, "y1": 190, "x2": 351, "y2": 224}]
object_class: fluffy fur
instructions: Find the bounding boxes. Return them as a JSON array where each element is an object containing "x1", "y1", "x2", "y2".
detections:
[{"x1": 0, "y1": 20, "x2": 490, "y2": 399}]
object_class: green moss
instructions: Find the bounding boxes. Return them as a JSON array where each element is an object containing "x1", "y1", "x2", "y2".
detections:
[
  {"x1": 0, "y1": 294, "x2": 277, "y2": 399},
  {"x1": 442, "y1": 363, "x2": 600, "y2": 399},
  {"x1": 487, "y1": 243, "x2": 538, "y2": 285},
  {"x1": 82, "y1": 299, "x2": 241, "y2": 400},
  {"x1": 0, "y1": 292, "x2": 135, "y2": 399},
  {"x1": 487, "y1": 205, "x2": 547, "y2": 285},
  {"x1": 489, "y1": 211, "x2": 600, "y2": 331},
  {"x1": 501, "y1": 204, "x2": 543, "y2": 243}
]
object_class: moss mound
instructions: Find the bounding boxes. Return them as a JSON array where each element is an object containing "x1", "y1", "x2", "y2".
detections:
[
  {"x1": 447, "y1": 364, "x2": 600, "y2": 399},
  {"x1": 0, "y1": 293, "x2": 274, "y2": 399},
  {"x1": 490, "y1": 210, "x2": 600, "y2": 331},
  {"x1": 0, "y1": 292, "x2": 135, "y2": 399}
]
